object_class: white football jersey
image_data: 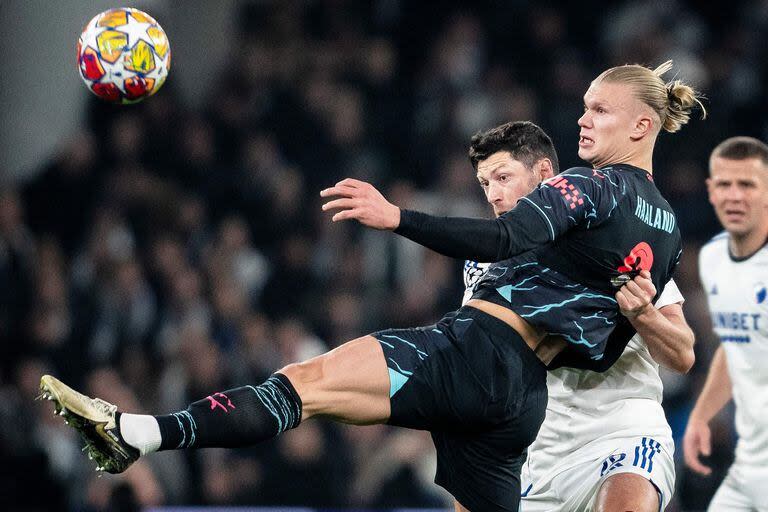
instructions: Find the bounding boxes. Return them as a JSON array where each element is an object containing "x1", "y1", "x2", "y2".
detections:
[
  {"x1": 462, "y1": 260, "x2": 491, "y2": 305},
  {"x1": 461, "y1": 260, "x2": 679, "y2": 454},
  {"x1": 699, "y1": 232, "x2": 768, "y2": 468}
]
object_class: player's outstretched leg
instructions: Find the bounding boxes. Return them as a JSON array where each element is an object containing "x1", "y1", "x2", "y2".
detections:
[
  {"x1": 38, "y1": 375, "x2": 139, "y2": 474},
  {"x1": 39, "y1": 335, "x2": 391, "y2": 474}
]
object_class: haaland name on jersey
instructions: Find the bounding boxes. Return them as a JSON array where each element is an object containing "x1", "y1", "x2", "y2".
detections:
[{"x1": 634, "y1": 195, "x2": 675, "y2": 234}]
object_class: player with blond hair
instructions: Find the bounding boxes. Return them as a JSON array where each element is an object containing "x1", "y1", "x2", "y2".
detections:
[{"x1": 42, "y1": 61, "x2": 703, "y2": 512}]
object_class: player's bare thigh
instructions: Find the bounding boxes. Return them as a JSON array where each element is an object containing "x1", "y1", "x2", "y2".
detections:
[
  {"x1": 453, "y1": 499, "x2": 470, "y2": 512},
  {"x1": 595, "y1": 473, "x2": 659, "y2": 512},
  {"x1": 279, "y1": 334, "x2": 391, "y2": 424}
]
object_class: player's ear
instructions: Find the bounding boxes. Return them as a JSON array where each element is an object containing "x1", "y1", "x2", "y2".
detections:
[
  {"x1": 705, "y1": 177, "x2": 715, "y2": 205},
  {"x1": 630, "y1": 113, "x2": 654, "y2": 141},
  {"x1": 537, "y1": 158, "x2": 555, "y2": 181}
]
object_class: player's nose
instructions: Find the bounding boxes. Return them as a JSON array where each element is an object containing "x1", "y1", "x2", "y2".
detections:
[
  {"x1": 724, "y1": 186, "x2": 745, "y2": 201},
  {"x1": 486, "y1": 183, "x2": 503, "y2": 203},
  {"x1": 578, "y1": 111, "x2": 590, "y2": 128}
]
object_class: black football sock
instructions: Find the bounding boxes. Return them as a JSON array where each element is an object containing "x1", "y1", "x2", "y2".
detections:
[{"x1": 155, "y1": 373, "x2": 302, "y2": 450}]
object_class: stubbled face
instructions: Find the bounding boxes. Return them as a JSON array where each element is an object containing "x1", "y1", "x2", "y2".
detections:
[
  {"x1": 577, "y1": 80, "x2": 644, "y2": 168},
  {"x1": 476, "y1": 151, "x2": 544, "y2": 217},
  {"x1": 707, "y1": 156, "x2": 768, "y2": 238}
]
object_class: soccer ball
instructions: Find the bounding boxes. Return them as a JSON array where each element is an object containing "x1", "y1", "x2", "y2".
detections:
[{"x1": 77, "y1": 7, "x2": 170, "y2": 104}]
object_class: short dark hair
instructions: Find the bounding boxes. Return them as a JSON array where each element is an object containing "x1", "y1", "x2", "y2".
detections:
[
  {"x1": 711, "y1": 136, "x2": 768, "y2": 166},
  {"x1": 469, "y1": 121, "x2": 559, "y2": 173}
]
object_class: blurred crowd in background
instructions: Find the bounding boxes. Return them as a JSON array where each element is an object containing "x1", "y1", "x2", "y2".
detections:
[{"x1": 2, "y1": 1, "x2": 768, "y2": 510}]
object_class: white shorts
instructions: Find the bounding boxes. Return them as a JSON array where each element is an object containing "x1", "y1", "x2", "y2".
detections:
[
  {"x1": 521, "y1": 436, "x2": 675, "y2": 512},
  {"x1": 708, "y1": 463, "x2": 768, "y2": 511}
]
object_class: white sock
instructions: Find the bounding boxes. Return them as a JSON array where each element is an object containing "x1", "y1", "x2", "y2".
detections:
[{"x1": 120, "y1": 413, "x2": 162, "y2": 456}]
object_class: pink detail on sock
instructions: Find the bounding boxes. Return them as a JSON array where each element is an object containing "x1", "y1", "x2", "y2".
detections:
[{"x1": 206, "y1": 392, "x2": 236, "y2": 413}]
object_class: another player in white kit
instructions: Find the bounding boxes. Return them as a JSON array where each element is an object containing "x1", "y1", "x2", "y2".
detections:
[
  {"x1": 684, "y1": 136, "x2": 768, "y2": 511},
  {"x1": 464, "y1": 121, "x2": 695, "y2": 512}
]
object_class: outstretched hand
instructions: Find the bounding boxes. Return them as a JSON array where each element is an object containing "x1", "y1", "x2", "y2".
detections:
[
  {"x1": 320, "y1": 178, "x2": 401, "y2": 230},
  {"x1": 615, "y1": 269, "x2": 656, "y2": 319}
]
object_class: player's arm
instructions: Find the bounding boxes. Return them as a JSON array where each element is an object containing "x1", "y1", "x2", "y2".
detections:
[
  {"x1": 320, "y1": 171, "x2": 605, "y2": 262},
  {"x1": 547, "y1": 274, "x2": 691, "y2": 373},
  {"x1": 683, "y1": 346, "x2": 732, "y2": 475},
  {"x1": 637, "y1": 303, "x2": 695, "y2": 373},
  {"x1": 615, "y1": 270, "x2": 695, "y2": 373}
]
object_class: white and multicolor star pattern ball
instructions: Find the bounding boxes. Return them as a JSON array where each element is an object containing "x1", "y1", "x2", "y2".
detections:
[{"x1": 77, "y1": 7, "x2": 170, "y2": 104}]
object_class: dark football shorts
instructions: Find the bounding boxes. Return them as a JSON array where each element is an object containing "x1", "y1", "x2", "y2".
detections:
[{"x1": 372, "y1": 305, "x2": 548, "y2": 512}]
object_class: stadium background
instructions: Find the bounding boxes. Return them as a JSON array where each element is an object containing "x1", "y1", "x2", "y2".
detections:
[{"x1": 1, "y1": 0, "x2": 767, "y2": 510}]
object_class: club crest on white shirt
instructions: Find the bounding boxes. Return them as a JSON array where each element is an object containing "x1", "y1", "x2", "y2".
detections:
[{"x1": 755, "y1": 283, "x2": 767, "y2": 305}]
